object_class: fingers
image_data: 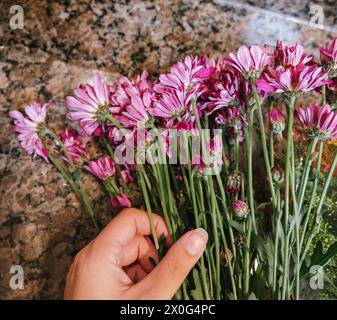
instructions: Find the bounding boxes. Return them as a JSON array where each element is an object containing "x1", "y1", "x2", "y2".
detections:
[
  {"x1": 95, "y1": 208, "x2": 171, "y2": 248},
  {"x1": 122, "y1": 235, "x2": 159, "y2": 272},
  {"x1": 124, "y1": 263, "x2": 148, "y2": 283},
  {"x1": 130, "y1": 228, "x2": 208, "y2": 300}
]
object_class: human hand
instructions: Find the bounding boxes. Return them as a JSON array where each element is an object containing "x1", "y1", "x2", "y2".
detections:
[{"x1": 64, "y1": 208, "x2": 208, "y2": 299}]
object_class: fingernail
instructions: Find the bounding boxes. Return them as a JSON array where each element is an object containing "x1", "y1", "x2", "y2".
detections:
[{"x1": 185, "y1": 228, "x2": 208, "y2": 256}]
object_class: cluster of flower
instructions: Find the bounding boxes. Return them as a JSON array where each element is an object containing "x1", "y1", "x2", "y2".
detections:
[{"x1": 10, "y1": 39, "x2": 337, "y2": 212}]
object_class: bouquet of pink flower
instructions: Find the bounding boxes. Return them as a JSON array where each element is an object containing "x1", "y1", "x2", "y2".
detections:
[{"x1": 10, "y1": 39, "x2": 337, "y2": 300}]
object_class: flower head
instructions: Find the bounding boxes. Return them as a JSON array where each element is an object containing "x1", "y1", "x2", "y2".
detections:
[
  {"x1": 66, "y1": 74, "x2": 118, "y2": 136},
  {"x1": 111, "y1": 190, "x2": 131, "y2": 208},
  {"x1": 295, "y1": 104, "x2": 337, "y2": 141},
  {"x1": 226, "y1": 171, "x2": 241, "y2": 195},
  {"x1": 59, "y1": 128, "x2": 88, "y2": 164},
  {"x1": 232, "y1": 200, "x2": 249, "y2": 219},
  {"x1": 149, "y1": 89, "x2": 193, "y2": 128},
  {"x1": 111, "y1": 71, "x2": 153, "y2": 108},
  {"x1": 220, "y1": 249, "x2": 233, "y2": 265},
  {"x1": 272, "y1": 164, "x2": 284, "y2": 184},
  {"x1": 320, "y1": 38, "x2": 337, "y2": 72},
  {"x1": 269, "y1": 108, "x2": 286, "y2": 133},
  {"x1": 117, "y1": 91, "x2": 154, "y2": 128},
  {"x1": 226, "y1": 45, "x2": 272, "y2": 79},
  {"x1": 112, "y1": 72, "x2": 155, "y2": 129},
  {"x1": 215, "y1": 107, "x2": 248, "y2": 142},
  {"x1": 120, "y1": 166, "x2": 134, "y2": 185},
  {"x1": 274, "y1": 41, "x2": 313, "y2": 67},
  {"x1": 154, "y1": 55, "x2": 216, "y2": 97},
  {"x1": 256, "y1": 64, "x2": 330, "y2": 93},
  {"x1": 202, "y1": 71, "x2": 242, "y2": 115},
  {"x1": 194, "y1": 135, "x2": 224, "y2": 175},
  {"x1": 9, "y1": 102, "x2": 49, "y2": 162},
  {"x1": 85, "y1": 156, "x2": 116, "y2": 180}
]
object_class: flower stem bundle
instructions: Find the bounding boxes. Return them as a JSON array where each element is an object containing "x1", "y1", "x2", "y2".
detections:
[{"x1": 10, "y1": 39, "x2": 337, "y2": 300}]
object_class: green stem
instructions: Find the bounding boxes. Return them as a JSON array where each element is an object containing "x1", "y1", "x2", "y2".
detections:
[
  {"x1": 245, "y1": 107, "x2": 257, "y2": 234},
  {"x1": 312, "y1": 149, "x2": 337, "y2": 227},
  {"x1": 251, "y1": 82, "x2": 276, "y2": 207},
  {"x1": 234, "y1": 136, "x2": 239, "y2": 171},
  {"x1": 300, "y1": 142, "x2": 323, "y2": 250},
  {"x1": 76, "y1": 172, "x2": 100, "y2": 232},
  {"x1": 182, "y1": 132, "x2": 210, "y2": 300},
  {"x1": 297, "y1": 139, "x2": 318, "y2": 214},
  {"x1": 45, "y1": 128, "x2": 75, "y2": 169},
  {"x1": 207, "y1": 176, "x2": 221, "y2": 300},
  {"x1": 290, "y1": 141, "x2": 300, "y2": 300},
  {"x1": 191, "y1": 100, "x2": 222, "y2": 299},
  {"x1": 47, "y1": 129, "x2": 100, "y2": 232},
  {"x1": 300, "y1": 150, "x2": 337, "y2": 265},
  {"x1": 322, "y1": 85, "x2": 327, "y2": 105},
  {"x1": 214, "y1": 199, "x2": 238, "y2": 300},
  {"x1": 272, "y1": 186, "x2": 282, "y2": 294},
  {"x1": 48, "y1": 154, "x2": 99, "y2": 232},
  {"x1": 103, "y1": 113, "x2": 124, "y2": 130},
  {"x1": 215, "y1": 174, "x2": 237, "y2": 261},
  {"x1": 243, "y1": 217, "x2": 252, "y2": 298},
  {"x1": 281, "y1": 94, "x2": 296, "y2": 300},
  {"x1": 138, "y1": 166, "x2": 159, "y2": 250}
]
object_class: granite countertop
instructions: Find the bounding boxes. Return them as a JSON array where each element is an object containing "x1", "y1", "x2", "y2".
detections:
[{"x1": 1, "y1": 0, "x2": 337, "y2": 299}]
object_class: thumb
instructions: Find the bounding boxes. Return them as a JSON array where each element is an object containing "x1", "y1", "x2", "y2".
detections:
[{"x1": 132, "y1": 228, "x2": 208, "y2": 299}]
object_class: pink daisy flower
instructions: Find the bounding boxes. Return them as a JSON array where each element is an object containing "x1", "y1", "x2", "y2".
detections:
[
  {"x1": 320, "y1": 38, "x2": 337, "y2": 71},
  {"x1": 59, "y1": 128, "x2": 88, "y2": 164},
  {"x1": 111, "y1": 72, "x2": 155, "y2": 129},
  {"x1": 85, "y1": 156, "x2": 131, "y2": 208},
  {"x1": 120, "y1": 166, "x2": 134, "y2": 185},
  {"x1": 149, "y1": 89, "x2": 194, "y2": 128},
  {"x1": 150, "y1": 89, "x2": 187, "y2": 119},
  {"x1": 202, "y1": 71, "x2": 242, "y2": 115},
  {"x1": 295, "y1": 104, "x2": 337, "y2": 141},
  {"x1": 154, "y1": 55, "x2": 216, "y2": 96},
  {"x1": 9, "y1": 102, "x2": 49, "y2": 162},
  {"x1": 111, "y1": 190, "x2": 131, "y2": 208},
  {"x1": 111, "y1": 71, "x2": 153, "y2": 108},
  {"x1": 215, "y1": 107, "x2": 248, "y2": 142},
  {"x1": 117, "y1": 91, "x2": 154, "y2": 128},
  {"x1": 256, "y1": 64, "x2": 330, "y2": 93},
  {"x1": 66, "y1": 74, "x2": 118, "y2": 136},
  {"x1": 85, "y1": 156, "x2": 116, "y2": 180},
  {"x1": 225, "y1": 45, "x2": 273, "y2": 79},
  {"x1": 274, "y1": 41, "x2": 313, "y2": 67}
]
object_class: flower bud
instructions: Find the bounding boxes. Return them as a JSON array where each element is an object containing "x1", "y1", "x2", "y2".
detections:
[
  {"x1": 320, "y1": 39, "x2": 337, "y2": 72},
  {"x1": 269, "y1": 108, "x2": 285, "y2": 133},
  {"x1": 232, "y1": 200, "x2": 249, "y2": 219},
  {"x1": 226, "y1": 171, "x2": 241, "y2": 195},
  {"x1": 272, "y1": 164, "x2": 284, "y2": 184},
  {"x1": 220, "y1": 249, "x2": 233, "y2": 265}
]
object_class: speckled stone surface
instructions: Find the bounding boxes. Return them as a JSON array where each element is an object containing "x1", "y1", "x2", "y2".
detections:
[
  {"x1": 1, "y1": 0, "x2": 337, "y2": 299},
  {"x1": 229, "y1": 0, "x2": 337, "y2": 27}
]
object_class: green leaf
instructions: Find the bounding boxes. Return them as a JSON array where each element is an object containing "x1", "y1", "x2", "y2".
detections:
[
  {"x1": 248, "y1": 292, "x2": 258, "y2": 300},
  {"x1": 300, "y1": 241, "x2": 337, "y2": 280},
  {"x1": 190, "y1": 269, "x2": 204, "y2": 300},
  {"x1": 229, "y1": 219, "x2": 244, "y2": 234},
  {"x1": 253, "y1": 235, "x2": 274, "y2": 267},
  {"x1": 74, "y1": 169, "x2": 81, "y2": 180},
  {"x1": 318, "y1": 241, "x2": 337, "y2": 267},
  {"x1": 255, "y1": 202, "x2": 270, "y2": 212},
  {"x1": 311, "y1": 241, "x2": 323, "y2": 265}
]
